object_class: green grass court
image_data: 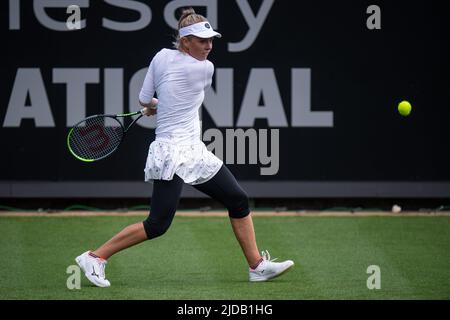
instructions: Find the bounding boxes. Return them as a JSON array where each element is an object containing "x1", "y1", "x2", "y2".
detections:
[{"x1": 1, "y1": 215, "x2": 449, "y2": 299}]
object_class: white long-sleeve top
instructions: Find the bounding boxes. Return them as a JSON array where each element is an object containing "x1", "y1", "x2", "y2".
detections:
[
  {"x1": 139, "y1": 48, "x2": 213, "y2": 145},
  {"x1": 140, "y1": 49, "x2": 223, "y2": 185}
]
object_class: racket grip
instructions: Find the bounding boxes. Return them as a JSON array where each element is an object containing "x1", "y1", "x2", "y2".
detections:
[{"x1": 140, "y1": 106, "x2": 158, "y2": 116}]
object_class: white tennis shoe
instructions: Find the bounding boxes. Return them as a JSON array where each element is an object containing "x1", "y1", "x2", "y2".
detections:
[
  {"x1": 249, "y1": 250, "x2": 294, "y2": 282},
  {"x1": 75, "y1": 251, "x2": 111, "y2": 287}
]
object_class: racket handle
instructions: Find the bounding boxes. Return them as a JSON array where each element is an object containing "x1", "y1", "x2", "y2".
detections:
[
  {"x1": 140, "y1": 105, "x2": 158, "y2": 116},
  {"x1": 140, "y1": 98, "x2": 158, "y2": 115}
]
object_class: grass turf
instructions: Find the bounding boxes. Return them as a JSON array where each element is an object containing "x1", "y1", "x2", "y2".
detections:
[{"x1": 0, "y1": 216, "x2": 449, "y2": 299}]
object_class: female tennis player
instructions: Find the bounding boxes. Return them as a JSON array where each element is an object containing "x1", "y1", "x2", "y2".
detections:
[{"x1": 75, "y1": 8, "x2": 294, "y2": 287}]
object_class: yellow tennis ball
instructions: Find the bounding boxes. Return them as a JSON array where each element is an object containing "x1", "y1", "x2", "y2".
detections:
[{"x1": 398, "y1": 101, "x2": 412, "y2": 116}]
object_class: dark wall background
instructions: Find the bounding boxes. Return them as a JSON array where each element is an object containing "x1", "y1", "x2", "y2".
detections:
[{"x1": 1, "y1": 1, "x2": 449, "y2": 189}]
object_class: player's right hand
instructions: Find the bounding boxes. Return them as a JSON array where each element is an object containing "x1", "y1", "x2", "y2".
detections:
[{"x1": 142, "y1": 106, "x2": 157, "y2": 116}]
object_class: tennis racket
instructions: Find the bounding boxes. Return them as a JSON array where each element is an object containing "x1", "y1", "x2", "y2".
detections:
[{"x1": 67, "y1": 109, "x2": 146, "y2": 162}]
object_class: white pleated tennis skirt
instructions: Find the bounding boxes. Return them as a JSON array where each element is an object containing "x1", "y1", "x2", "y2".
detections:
[{"x1": 144, "y1": 139, "x2": 223, "y2": 185}]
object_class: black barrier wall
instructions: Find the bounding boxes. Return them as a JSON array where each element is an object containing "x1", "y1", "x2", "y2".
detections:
[{"x1": 1, "y1": 0, "x2": 449, "y2": 197}]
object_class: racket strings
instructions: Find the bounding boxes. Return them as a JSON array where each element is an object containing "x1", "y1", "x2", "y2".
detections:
[{"x1": 69, "y1": 116, "x2": 123, "y2": 161}]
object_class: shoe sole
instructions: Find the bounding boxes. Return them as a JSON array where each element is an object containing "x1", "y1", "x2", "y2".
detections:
[
  {"x1": 75, "y1": 256, "x2": 110, "y2": 288},
  {"x1": 249, "y1": 262, "x2": 295, "y2": 282}
]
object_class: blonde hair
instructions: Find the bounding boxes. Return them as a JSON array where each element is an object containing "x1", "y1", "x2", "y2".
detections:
[{"x1": 173, "y1": 8, "x2": 207, "y2": 51}]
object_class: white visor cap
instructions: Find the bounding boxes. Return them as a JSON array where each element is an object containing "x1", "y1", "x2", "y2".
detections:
[{"x1": 179, "y1": 21, "x2": 222, "y2": 39}]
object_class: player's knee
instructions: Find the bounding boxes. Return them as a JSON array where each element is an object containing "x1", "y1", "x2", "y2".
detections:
[
  {"x1": 227, "y1": 189, "x2": 250, "y2": 219},
  {"x1": 142, "y1": 219, "x2": 171, "y2": 240}
]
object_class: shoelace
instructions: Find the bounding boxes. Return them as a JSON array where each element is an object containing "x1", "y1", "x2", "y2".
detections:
[
  {"x1": 96, "y1": 259, "x2": 107, "y2": 278},
  {"x1": 261, "y1": 250, "x2": 278, "y2": 262}
]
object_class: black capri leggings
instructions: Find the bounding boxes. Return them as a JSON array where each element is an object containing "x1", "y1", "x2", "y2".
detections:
[{"x1": 142, "y1": 165, "x2": 250, "y2": 240}]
